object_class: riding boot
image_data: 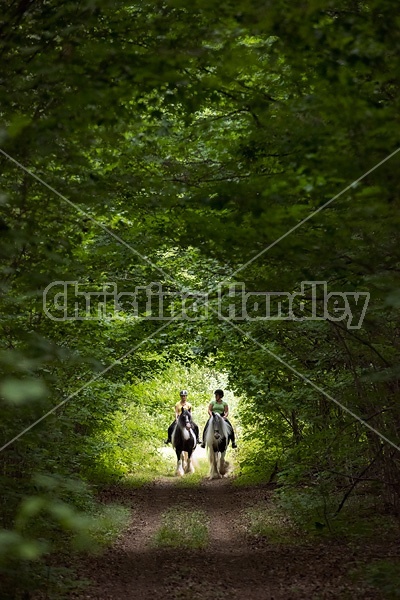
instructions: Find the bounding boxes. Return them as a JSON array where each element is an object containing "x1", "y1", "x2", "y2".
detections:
[
  {"x1": 192, "y1": 423, "x2": 201, "y2": 445},
  {"x1": 226, "y1": 419, "x2": 237, "y2": 448}
]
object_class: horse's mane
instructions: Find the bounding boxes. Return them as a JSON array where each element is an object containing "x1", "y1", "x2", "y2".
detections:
[{"x1": 205, "y1": 412, "x2": 229, "y2": 446}]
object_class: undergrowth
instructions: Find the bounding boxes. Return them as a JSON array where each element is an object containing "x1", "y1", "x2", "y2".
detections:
[
  {"x1": 245, "y1": 504, "x2": 301, "y2": 545},
  {"x1": 278, "y1": 488, "x2": 399, "y2": 538},
  {"x1": 360, "y1": 559, "x2": 400, "y2": 599}
]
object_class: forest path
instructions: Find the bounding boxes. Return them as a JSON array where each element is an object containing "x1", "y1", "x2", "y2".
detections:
[{"x1": 75, "y1": 456, "x2": 385, "y2": 599}]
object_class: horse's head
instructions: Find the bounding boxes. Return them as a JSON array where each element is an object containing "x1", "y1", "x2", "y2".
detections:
[{"x1": 179, "y1": 408, "x2": 192, "y2": 430}]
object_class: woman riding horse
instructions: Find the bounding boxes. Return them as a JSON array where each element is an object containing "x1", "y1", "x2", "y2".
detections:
[
  {"x1": 165, "y1": 390, "x2": 201, "y2": 445},
  {"x1": 172, "y1": 408, "x2": 197, "y2": 476},
  {"x1": 201, "y1": 389, "x2": 237, "y2": 448}
]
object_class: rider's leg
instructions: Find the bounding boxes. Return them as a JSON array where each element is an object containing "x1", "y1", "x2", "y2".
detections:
[
  {"x1": 200, "y1": 419, "x2": 209, "y2": 448},
  {"x1": 225, "y1": 419, "x2": 237, "y2": 448},
  {"x1": 192, "y1": 422, "x2": 201, "y2": 445},
  {"x1": 165, "y1": 420, "x2": 176, "y2": 444}
]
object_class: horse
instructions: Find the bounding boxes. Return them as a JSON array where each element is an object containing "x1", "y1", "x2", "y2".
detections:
[
  {"x1": 172, "y1": 409, "x2": 197, "y2": 476},
  {"x1": 204, "y1": 412, "x2": 231, "y2": 479}
]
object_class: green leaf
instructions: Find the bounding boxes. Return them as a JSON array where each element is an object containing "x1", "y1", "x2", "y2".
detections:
[{"x1": 0, "y1": 378, "x2": 48, "y2": 405}]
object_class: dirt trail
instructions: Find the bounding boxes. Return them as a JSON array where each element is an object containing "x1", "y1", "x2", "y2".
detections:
[{"x1": 75, "y1": 459, "x2": 392, "y2": 599}]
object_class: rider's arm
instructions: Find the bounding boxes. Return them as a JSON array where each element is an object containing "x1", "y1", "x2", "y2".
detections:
[
  {"x1": 207, "y1": 402, "x2": 213, "y2": 417},
  {"x1": 223, "y1": 403, "x2": 229, "y2": 418}
]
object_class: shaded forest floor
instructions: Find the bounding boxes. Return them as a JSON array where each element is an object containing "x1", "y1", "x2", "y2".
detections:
[{"x1": 70, "y1": 458, "x2": 400, "y2": 600}]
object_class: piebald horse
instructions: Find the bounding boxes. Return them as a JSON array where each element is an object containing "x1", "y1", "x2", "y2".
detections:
[
  {"x1": 172, "y1": 409, "x2": 197, "y2": 476},
  {"x1": 205, "y1": 412, "x2": 230, "y2": 479}
]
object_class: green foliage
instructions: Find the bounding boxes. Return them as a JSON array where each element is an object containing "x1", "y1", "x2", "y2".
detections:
[
  {"x1": 154, "y1": 508, "x2": 209, "y2": 549},
  {"x1": 278, "y1": 486, "x2": 399, "y2": 539},
  {"x1": 0, "y1": 479, "x2": 130, "y2": 598},
  {"x1": 0, "y1": 377, "x2": 49, "y2": 405}
]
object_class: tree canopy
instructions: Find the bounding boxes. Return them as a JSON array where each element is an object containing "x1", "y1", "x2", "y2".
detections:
[{"x1": 1, "y1": 0, "x2": 400, "y2": 596}]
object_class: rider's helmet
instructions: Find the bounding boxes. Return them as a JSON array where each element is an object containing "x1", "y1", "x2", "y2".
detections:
[
  {"x1": 214, "y1": 389, "x2": 224, "y2": 398},
  {"x1": 180, "y1": 389, "x2": 188, "y2": 396}
]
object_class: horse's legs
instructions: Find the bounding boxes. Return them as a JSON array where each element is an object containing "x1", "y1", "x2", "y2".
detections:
[
  {"x1": 184, "y1": 449, "x2": 195, "y2": 474},
  {"x1": 181, "y1": 450, "x2": 187, "y2": 472},
  {"x1": 175, "y1": 449, "x2": 184, "y2": 476},
  {"x1": 219, "y1": 450, "x2": 228, "y2": 476},
  {"x1": 209, "y1": 450, "x2": 221, "y2": 479}
]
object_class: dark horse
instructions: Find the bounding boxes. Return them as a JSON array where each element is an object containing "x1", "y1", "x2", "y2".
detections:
[
  {"x1": 172, "y1": 409, "x2": 197, "y2": 476},
  {"x1": 204, "y1": 412, "x2": 230, "y2": 479}
]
